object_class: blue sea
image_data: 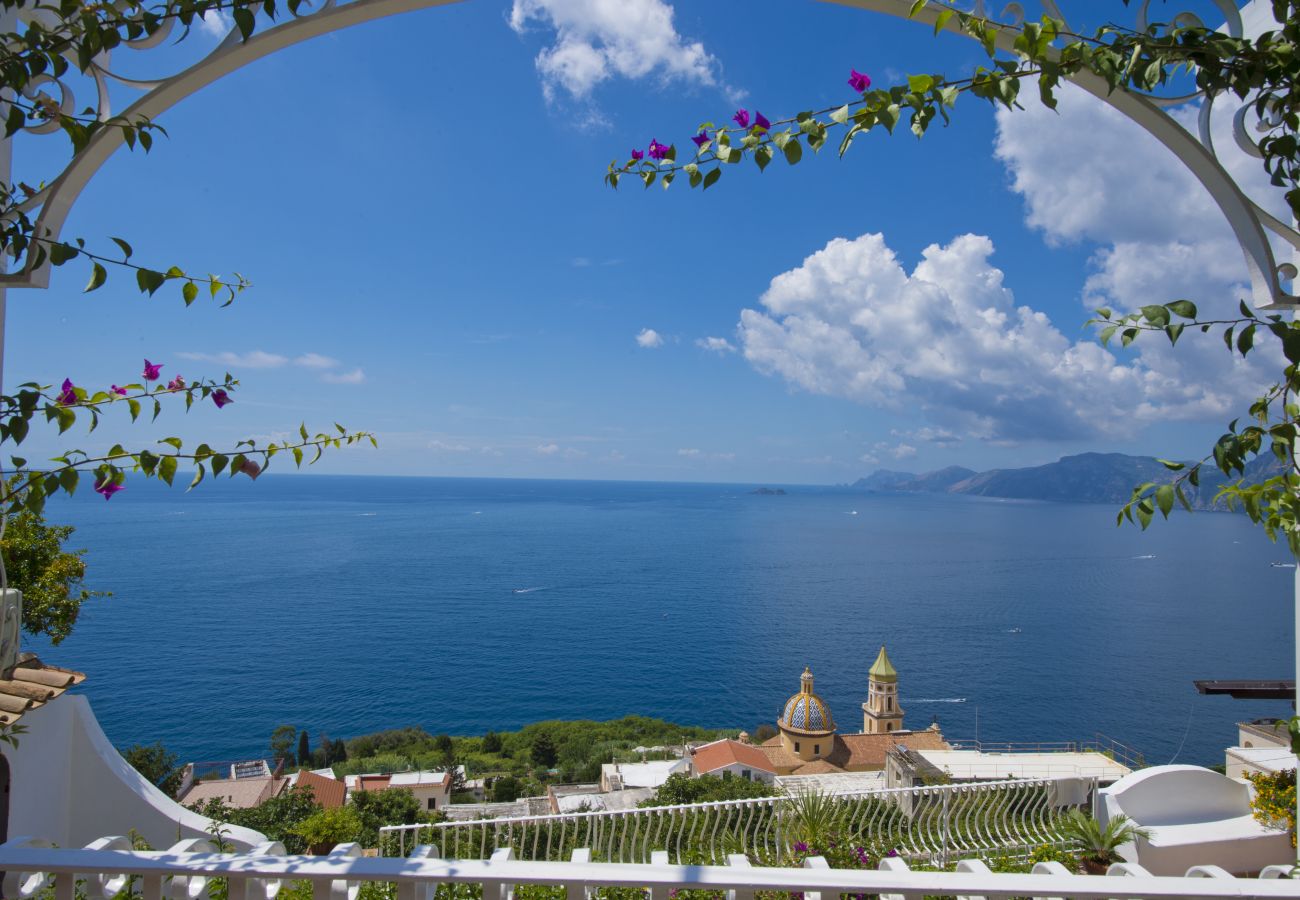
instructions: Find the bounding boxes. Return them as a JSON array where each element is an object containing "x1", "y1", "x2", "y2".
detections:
[{"x1": 25, "y1": 475, "x2": 1297, "y2": 768}]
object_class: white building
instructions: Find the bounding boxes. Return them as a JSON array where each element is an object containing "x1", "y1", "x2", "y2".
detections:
[
  {"x1": 598, "y1": 758, "x2": 688, "y2": 791},
  {"x1": 689, "y1": 739, "x2": 777, "y2": 784},
  {"x1": 345, "y1": 770, "x2": 453, "y2": 811}
]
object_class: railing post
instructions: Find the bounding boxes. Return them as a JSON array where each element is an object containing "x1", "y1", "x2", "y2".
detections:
[
  {"x1": 726, "y1": 853, "x2": 754, "y2": 900},
  {"x1": 801, "y1": 855, "x2": 829, "y2": 900},
  {"x1": 649, "y1": 850, "x2": 669, "y2": 900},
  {"x1": 568, "y1": 848, "x2": 591, "y2": 900},
  {"x1": 490, "y1": 847, "x2": 515, "y2": 900},
  {"x1": 940, "y1": 790, "x2": 951, "y2": 869}
]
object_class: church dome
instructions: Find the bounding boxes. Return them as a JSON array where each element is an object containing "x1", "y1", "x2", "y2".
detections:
[{"x1": 780, "y1": 667, "x2": 835, "y2": 734}]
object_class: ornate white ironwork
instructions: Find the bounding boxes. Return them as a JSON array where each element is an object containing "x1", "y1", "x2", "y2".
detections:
[
  {"x1": 823, "y1": 0, "x2": 1300, "y2": 309},
  {"x1": 381, "y1": 778, "x2": 1088, "y2": 865}
]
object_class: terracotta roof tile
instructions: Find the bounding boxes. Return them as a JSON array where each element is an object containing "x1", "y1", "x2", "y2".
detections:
[
  {"x1": 294, "y1": 769, "x2": 347, "y2": 808},
  {"x1": 0, "y1": 656, "x2": 85, "y2": 726},
  {"x1": 791, "y1": 759, "x2": 842, "y2": 775},
  {"x1": 692, "y1": 739, "x2": 777, "y2": 775}
]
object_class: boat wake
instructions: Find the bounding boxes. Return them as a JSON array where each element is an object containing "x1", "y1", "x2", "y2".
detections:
[
  {"x1": 1131, "y1": 554, "x2": 1156, "y2": 560},
  {"x1": 911, "y1": 698, "x2": 967, "y2": 703},
  {"x1": 1271, "y1": 563, "x2": 1297, "y2": 568},
  {"x1": 512, "y1": 587, "x2": 547, "y2": 594},
  {"x1": 357, "y1": 513, "x2": 377, "y2": 517}
]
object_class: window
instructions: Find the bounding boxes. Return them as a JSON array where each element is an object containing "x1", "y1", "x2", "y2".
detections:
[
  {"x1": 814, "y1": 744, "x2": 820, "y2": 754},
  {"x1": 428, "y1": 798, "x2": 437, "y2": 810},
  {"x1": 742, "y1": 770, "x2": 751, "y2": 780},
  {"x1": 794, "y1": 742, "x2": 800, "y2": 752},
  {"x1": 886, "y1": 723, "x2": 893, "y2": 732}
]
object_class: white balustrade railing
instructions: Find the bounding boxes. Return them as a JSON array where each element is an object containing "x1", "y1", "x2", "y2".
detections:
[
  {"x1": 381, "y1": 777, "x2": 1088, "y2": 864},
  {"x1": 3, "y1": 836, "x2": 1299, "y2": 900}
]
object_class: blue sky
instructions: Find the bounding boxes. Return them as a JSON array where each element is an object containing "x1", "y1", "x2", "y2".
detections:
[{"x1": 8, "y1": 0, "x2": 1286, "y2": 486}]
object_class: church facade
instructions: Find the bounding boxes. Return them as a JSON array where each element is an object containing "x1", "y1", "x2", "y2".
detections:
[{"x1": 757, "y1": 646, "x2": 948, "y2": 776}]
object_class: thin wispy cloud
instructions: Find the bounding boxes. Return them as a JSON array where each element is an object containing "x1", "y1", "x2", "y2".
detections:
[
  {"x1": 321, "y1": 368, "x2": 366, "y2": 385},
  {"x1": 695, "y1": 336, "x2": 735, "y2": 354},
  {"x1": 178, "y1": 350, "x2": 288, "y2": 368},
  {"x1": 294, "y1": 353, "x2": 339, "y2": 369}
]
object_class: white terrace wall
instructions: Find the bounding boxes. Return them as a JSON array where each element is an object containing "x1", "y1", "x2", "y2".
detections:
[{"x1": 6, "y1": 695, "x2": 265, "y2": 849}]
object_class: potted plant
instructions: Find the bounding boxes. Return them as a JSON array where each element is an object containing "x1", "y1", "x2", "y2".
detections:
[{"x1": 1058, "y1": 809, "x2": 1150, "y2": 874}]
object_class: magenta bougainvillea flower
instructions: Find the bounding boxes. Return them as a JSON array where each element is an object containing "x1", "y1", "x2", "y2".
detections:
[
  {"x1": 754, "y1": 111, "x2": 771, "y2": 131},
  {"x1": 211, "y1": 389, "x2": 232, "y2": 409},
  {"x1": 57, "y1": 379, "x2": 77, "y2": 406},
  {"x1": 691, "y1": 129, "x2": 710, "y2": 147},
  {"x1": 630, "y1": 149, "x2": 644, "y2": 161},
  {"x1": 732, "y1": 109, "x2": 750, "y2": 128},
  {"x1": 166, "y1": 375, "x2": 185, "y2": 391},
  {"x1": 110, "y1": 385, "x2": 127, "y2": 396},
  {"x1": 142, "y1": 359, "x2": 163, "y2": 381},
  {"x1": 94, "y1": 478, "x2": 123, "y2": 500},
  {"x1": 238, "y1": 458, "x2": 262, "y2": 480},
  {"x1": 848, "y1": 69, "x2": 872, "y2": 92},
  {"x1": 647, "y1": 139, "x2": 669, "y2": 161}
]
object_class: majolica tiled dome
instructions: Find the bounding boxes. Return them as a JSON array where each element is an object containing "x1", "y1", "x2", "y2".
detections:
[{"x1": 780, "y1": 667, "x2": 835, "y2": 734}]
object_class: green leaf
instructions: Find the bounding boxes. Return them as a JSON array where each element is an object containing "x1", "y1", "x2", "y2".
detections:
[
  {"x1": 909, "y1": 74, "x2": 935, "y2": 92},
  {"x1": 1156, "y1": 459, "x2": 1185, "y2": 471},
  {"x1": 159, "y1": 455, "x2": 177, "y2": 486},
  {"x1": 829, "y1": 105, "x2": 850, "y2": 125},
  {"x1": 1155, "y1": 484, "x2": 1174, "y2": 518},
  {"x1": 182, "y1": 281, "x2": 198, "y2": 305},
  {"x1": 702, "y1": 168, "x2": 722, "y2": 190},
  {"x1": 1166, "y1": 300, "x2": 1197, "y2": 318},
  {"x1": 783, "y1": 139, "x2": 802, "y2": 165},
  {"x1": 754, "y1": 146, "x2": 773, "y2": 172},
  {"x1": 1237, "y1": 323, "x2": 1256, "y2": 355},
  {"x1": 84, "y1": 262, "x2": 107, "y2": 293},
  {"x1": 136, "y1": 268, "x2": 166, "y2": 295},
  {"x1": 110, "y1": 237, "x2": 133, "y2": 260},
  {"x1": 908, "y1": 0, "x2": 926, "y2": 16}
]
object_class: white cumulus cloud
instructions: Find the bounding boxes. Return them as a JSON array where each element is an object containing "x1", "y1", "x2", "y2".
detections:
[
  {"x1": 738, "y1": 232, "x2": 1183, "y2": 443},
  {"x1": 536, "y1": 443, "x2": 561, "y2": 455},
  {"x1": 509, "y1": 0, "x2": 723, "y2": 102},
  {"x1": 636, "y1": 328, "x2": 664, "y2": 348}
]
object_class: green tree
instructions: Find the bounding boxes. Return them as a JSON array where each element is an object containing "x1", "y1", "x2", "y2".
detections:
[
  {"x1": 121, "y1": 742, "x2": 182, "y2": 798},
  {"x1": 641, "y1": 772, "x2": 777, "y2": 807},
  {"x1": 297, "y1": 730, "x2": 311, "y2": 767},
  {"x1": 329, "y1": 739, "x2": 348, "y2": 765},
  {"x1": 3, "y1": 501, "x2": 107, "y2": 644},
  {"x1": 269, "y1": 725, "x2": 297, "y2": 765},
  {"x1": 531, "y1": 733, "x2": 558, "y2": 769},
  {"x1": 482, "y1": 731, "x2": 503, "y2": 754},
  {"x1": 191, "y1": 785, "x2": 319, "y2": 854},
  {"x1": 434, "y1": 734, "x2": 454, "y2": 758},
  {"x1": 293, "y1": 806, "x2": 364, "y2": 854},
  {"x1": 350, "y1": 787, "x2": 429, "y2": 847},
  {"x1": 491, "y1": 775, "x2": 523, "y2": 803}
]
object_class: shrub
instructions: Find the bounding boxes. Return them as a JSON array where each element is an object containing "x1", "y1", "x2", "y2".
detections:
[{"x1": 1248, "y1": 768, "x2": 1297, "y2": 847}]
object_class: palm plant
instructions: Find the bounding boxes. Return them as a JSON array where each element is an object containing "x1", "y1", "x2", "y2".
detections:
[
  {"x1": 1058, "y1": 809, "x2": 1150, "y2": 873},
  {"x1": 784, "y1": 789, "x2": 848, "y2": 853}
]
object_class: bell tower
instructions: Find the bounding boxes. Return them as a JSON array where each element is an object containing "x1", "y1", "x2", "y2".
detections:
[{"x1": 862, "y1": 645, "x2": 904, "y2": 734}]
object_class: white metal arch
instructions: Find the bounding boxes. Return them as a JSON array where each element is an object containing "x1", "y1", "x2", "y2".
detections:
[
  {"x1": 823, "y1": 0, "x2": 1298, "y2": 309},
  {"x1": 4, "y1": 0, "x2": 1293, "y2": 311},
  {"x1": 1, "y1": 0, "x2": 466, "y2": 290}
]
